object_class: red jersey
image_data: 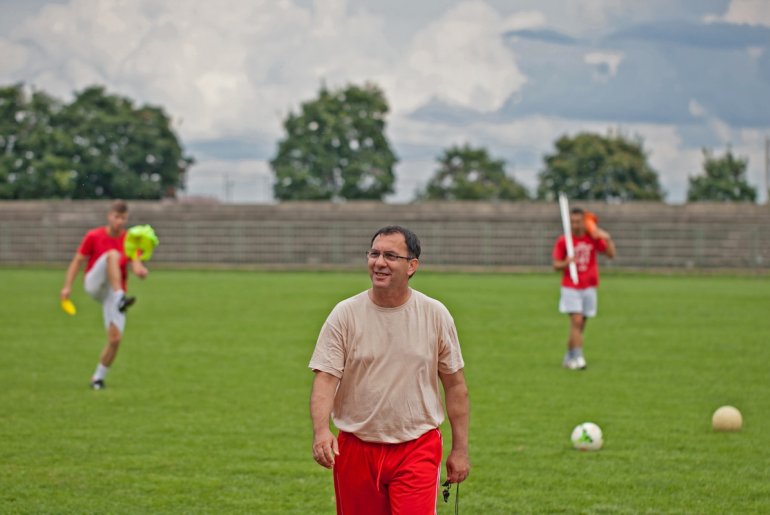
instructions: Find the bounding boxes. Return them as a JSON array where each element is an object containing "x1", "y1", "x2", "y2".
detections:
[
  {"x1": 552, "y1": 234, "x2": 608, "y2": 289},
  {"x1": 78, "y1": 227, "x2": 128, "y2": 290}
]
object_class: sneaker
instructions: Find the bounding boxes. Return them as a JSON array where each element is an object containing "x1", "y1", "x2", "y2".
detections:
[
  {"x1": 563, "y1": 358, "x2": 579, "y2": 370},
  {"x1": 91, "y1": 379, "x2": 106, "y2": 390},
  {"x1": 118, "y1": 295, "x2": 136, "y2": 313},
  {"x1": 575, "y1": 356, "x2": 587, "y2": 370}
]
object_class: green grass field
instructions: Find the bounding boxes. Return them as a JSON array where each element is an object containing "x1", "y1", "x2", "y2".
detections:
[{"x1": 1, "y1": 268, "x2": 769, "y2": 514}]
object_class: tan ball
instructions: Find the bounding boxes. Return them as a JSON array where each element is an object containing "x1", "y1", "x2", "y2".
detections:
[{"x1": 712, "y1": 405, "x2": 742, "y2": 432}]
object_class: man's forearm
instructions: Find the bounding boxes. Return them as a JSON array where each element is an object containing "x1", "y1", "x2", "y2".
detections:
[
  {"x1": 445, "y1": 382, "x2": 470, "y2": 452},
  {"x1": 62, "y1": 256, "x2": 82, "y2": 290},
  {"x1": 310, "y1": 372, "x2": 339, "y2": 435},
  {"x1": 604, "y1": 237, "x2": 616, "y2": 259}
]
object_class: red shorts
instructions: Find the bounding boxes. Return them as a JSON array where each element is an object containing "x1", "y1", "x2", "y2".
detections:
[{"x1": 333, "y1": 429, "x2": 443, "y2": 515}]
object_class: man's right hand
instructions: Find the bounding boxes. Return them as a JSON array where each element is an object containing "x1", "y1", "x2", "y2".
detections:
[
  {"x1": 312, "y1": 428, "x2": 339, "y2": 469},
  {"x1": 60, "y1": 287, "x2": 71, "y2": 300}
]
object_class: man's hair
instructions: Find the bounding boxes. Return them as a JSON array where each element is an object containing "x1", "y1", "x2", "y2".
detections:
[
  {"x1": 571, "y1": 207, "x2": 584, "y2": 215},
  {"x1": 370, "y1": 225, "x2": 421, "y2": 259},
  {"x1": 110, "y1": 200, "x2": 128, "y2": 214}
]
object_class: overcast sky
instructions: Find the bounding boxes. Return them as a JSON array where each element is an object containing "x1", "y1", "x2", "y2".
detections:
[{"x1": 1, "y1": 0, "x2": 769, "y2": 202}]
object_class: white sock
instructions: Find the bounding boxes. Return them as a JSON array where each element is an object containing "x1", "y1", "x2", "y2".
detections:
[
  {"x1": 93, "y1": 363, "x2": 109, "y2": 381},
  {"x1": 108, "y1": 289, "x2": 125, "y2": 309}
]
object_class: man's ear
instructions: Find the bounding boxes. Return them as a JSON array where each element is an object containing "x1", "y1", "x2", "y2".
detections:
[{"x1": 408, "y1": 258, "x2": 419, "y2": 278}]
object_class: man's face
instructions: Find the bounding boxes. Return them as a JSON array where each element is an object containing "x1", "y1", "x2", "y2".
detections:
[
  {"x1": 570, "y1": 213, "x2": 585, "y2": 236},
  {"x1": 107, "y1": 210, "x2": 128, "y2": 234},
  {"x1": 368, "y1": 232, "x2": 418, "y2": 292}
]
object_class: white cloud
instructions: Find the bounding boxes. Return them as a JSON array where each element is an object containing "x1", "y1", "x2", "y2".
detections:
[
  {"x1": 386, "y1": 1, "x2": 528, "y2": 114},
  {"x1": 0, "y1": 38, "x2": 29, "y2": 75},
  {"x1": 709, "y1": 118, "x2": 734, "y2": 144},
  {"x1": 686, "y1": 99, "x2": 738, "y2": 147},
  {"x1": 184, "y1": 159, "x2": 273, "y2": 203},
  {"x1": 704, "y1": 0, "x2": 770, "y2": 26},
  {"x1": 2, "y1": 0, "x2": 530, "y2": 139},
  {"x1": 499, "y1": 10, "x2": 546, "y2": 32},
  {"x1": 385, "y1": 158, "x2": 438, "y2": 202},
  {"x1": 747, "y1": 46, "x2": 764, "y2": 59},
  {"x1": 688, "y1": 99, "x2": 706, "y2": 117},
  {"x1": 734, "y1": 129, "x2": 769, "y2": 203},
  {"x1": 1, "y1": 0, "x2": 394, "y2": 141},
  {"x1": 584, "y1": 51, "x2": 624, "y2": 82},
  {"x1": 570, "y1": 0, "x2": 626, "y2": 33},
  {"x1": 510, "y1": 0, "x2": 629, "y2": 36},
  {"x1": 636, "y1": 125, "x2": 701, "y2": 204}
]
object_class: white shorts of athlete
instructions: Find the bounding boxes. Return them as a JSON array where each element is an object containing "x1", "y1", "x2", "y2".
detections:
[
  {"x1": 84, "y1": 252, "x2": 126, "y2": 333},
  {"x1": 559, "y1": 287, "x2": 598, "y2": 318}
]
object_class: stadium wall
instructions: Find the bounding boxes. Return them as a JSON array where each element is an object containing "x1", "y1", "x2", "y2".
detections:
[{"x1": 0, "y1": 200, "x2": 768, "y2": 271}]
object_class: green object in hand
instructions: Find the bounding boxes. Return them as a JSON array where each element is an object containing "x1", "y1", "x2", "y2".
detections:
[{"x1": 125, "y1": 225, "x2": 159, "y2": 261}]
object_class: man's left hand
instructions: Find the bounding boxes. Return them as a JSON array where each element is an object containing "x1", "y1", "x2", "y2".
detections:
[
  {"x1": 446, "y1": 450, "x2": 471, "y2": 483},
  {"x1": 132, "y1": 260, "x2": 149, "y2": 279}
]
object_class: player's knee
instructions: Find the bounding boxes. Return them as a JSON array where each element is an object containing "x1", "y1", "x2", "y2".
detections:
[
  {"x1": 107, "y1": 324, "x2": 122, "y2": 345},
  {"x1": 105, "y1": 249, "x2": 121, "y2": 261}
]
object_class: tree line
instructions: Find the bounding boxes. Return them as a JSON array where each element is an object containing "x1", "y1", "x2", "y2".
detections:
[
  {"x1": 0, "y1": 84, "x2": 192, "y2": 200},
  {"x1": 0, "y1": 82, "x2": 757, "y2": 202}
]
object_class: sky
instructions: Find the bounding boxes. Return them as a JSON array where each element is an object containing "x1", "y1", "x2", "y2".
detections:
[{"x1": 1, "y1": 0, "x2": 769, "y2": 203}]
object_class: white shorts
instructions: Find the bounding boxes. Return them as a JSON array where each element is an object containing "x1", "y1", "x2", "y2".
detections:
[
  {"x1": 84, "y1": 252, "x2": 126, "y2": 333},
  {"x1": 559, "y1": 287, "x2": 598, "y2": 318}
]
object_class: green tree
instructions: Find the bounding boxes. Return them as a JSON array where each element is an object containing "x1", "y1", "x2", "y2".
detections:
[
  {"x1": 271, "y1": 83, "x2": 397, "y2": 200},
  {"x1": 420, "y1": 144, "x2": 528, "y2": 200},
  {"x1": 687, "y1": 148, "x2": 756, "y2": 202},
  {"x1": 0, "y1": 84, "x2": 192, "y2": 199},
  {"x1": 537, "y1": 132, "x2": 663, "y2": 201},
  {"x1": 0, "y1": 84, "x2": 71, "y2": 198}
]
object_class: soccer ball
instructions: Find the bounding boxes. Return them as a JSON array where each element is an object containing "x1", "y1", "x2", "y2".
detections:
[
  {"x1": 712, "y1": 406, "x2": 742, "y2": 432},
  {"x1": 571, "y1": 422, "x2": 603, "y2": 451}
]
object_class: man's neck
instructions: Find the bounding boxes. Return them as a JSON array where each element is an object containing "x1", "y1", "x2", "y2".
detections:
[
  {"x1": 369, "y1": 287, "x2": 411, "y2": 308},
  {"x1": 105, "y1": 225, "x2": 121, "y2": 238}
]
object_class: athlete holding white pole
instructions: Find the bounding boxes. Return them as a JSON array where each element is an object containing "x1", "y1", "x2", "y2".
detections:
[{"x1": 552, "y1": 196, "x2": 616, "y2": 370}]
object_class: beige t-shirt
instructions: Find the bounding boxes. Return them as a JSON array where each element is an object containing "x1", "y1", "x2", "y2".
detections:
[{"x1": 309, "y1": 288, "x2": 465, "y2": 443}]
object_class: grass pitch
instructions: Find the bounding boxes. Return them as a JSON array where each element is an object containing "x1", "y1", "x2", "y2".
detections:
[{"x1": 1, "y1": 268, "x2": 768, "y2": 513}]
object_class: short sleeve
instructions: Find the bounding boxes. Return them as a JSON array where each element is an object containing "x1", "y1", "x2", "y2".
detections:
[
  {"x1": 437, "y1": 306, "x2": 464, "y2": 375},
  {"x1": 594, "y1": 237, "x2": 608, "y2": 253},
  {"x1": 77, "y1": 231, "x2": 94, "y2": 257},
  {"x1": 552, "y1": 236, "x2": 566, "y2": 260},
  {"x1": 308, "y1": 305, "x2": 347, "y2": 378}
]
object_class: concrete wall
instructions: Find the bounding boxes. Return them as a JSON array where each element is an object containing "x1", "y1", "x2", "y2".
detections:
[{"x1": 0, "y1": 200, "x2": 768, "y2": 270}]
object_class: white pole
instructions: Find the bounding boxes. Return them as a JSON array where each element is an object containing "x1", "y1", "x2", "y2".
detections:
[
  {"x1": 558, "y1": 192, "x2": 579, "y2": 286},
  {"x1": 757, "y1": 136, "x2": 770, "y2": 205}
]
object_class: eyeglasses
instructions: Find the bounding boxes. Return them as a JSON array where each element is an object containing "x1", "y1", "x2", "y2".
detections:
[{"x1": 366, "y1": 250, "x2": 414, "y2": 262}]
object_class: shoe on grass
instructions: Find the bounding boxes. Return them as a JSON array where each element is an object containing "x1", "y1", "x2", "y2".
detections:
[
  {"x1": 118, "y1": 295, "x2": 136, "y2": 313},
  {"x1": 91, "y1": 379, "x2": 106, "y2": 390}
]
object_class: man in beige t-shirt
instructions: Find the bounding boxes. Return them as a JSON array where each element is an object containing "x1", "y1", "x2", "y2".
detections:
[{"x1": 309, "y1": 225, "x2": 470, "y2": 515}]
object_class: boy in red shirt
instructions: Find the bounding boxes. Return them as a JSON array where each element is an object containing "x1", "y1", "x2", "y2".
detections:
[
  {"x1": 60, "y1": 200, "x2": 149, "y2": 389},
  {"x1": 552, "y1": 208, "x2": 616, "y2": 370}
]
